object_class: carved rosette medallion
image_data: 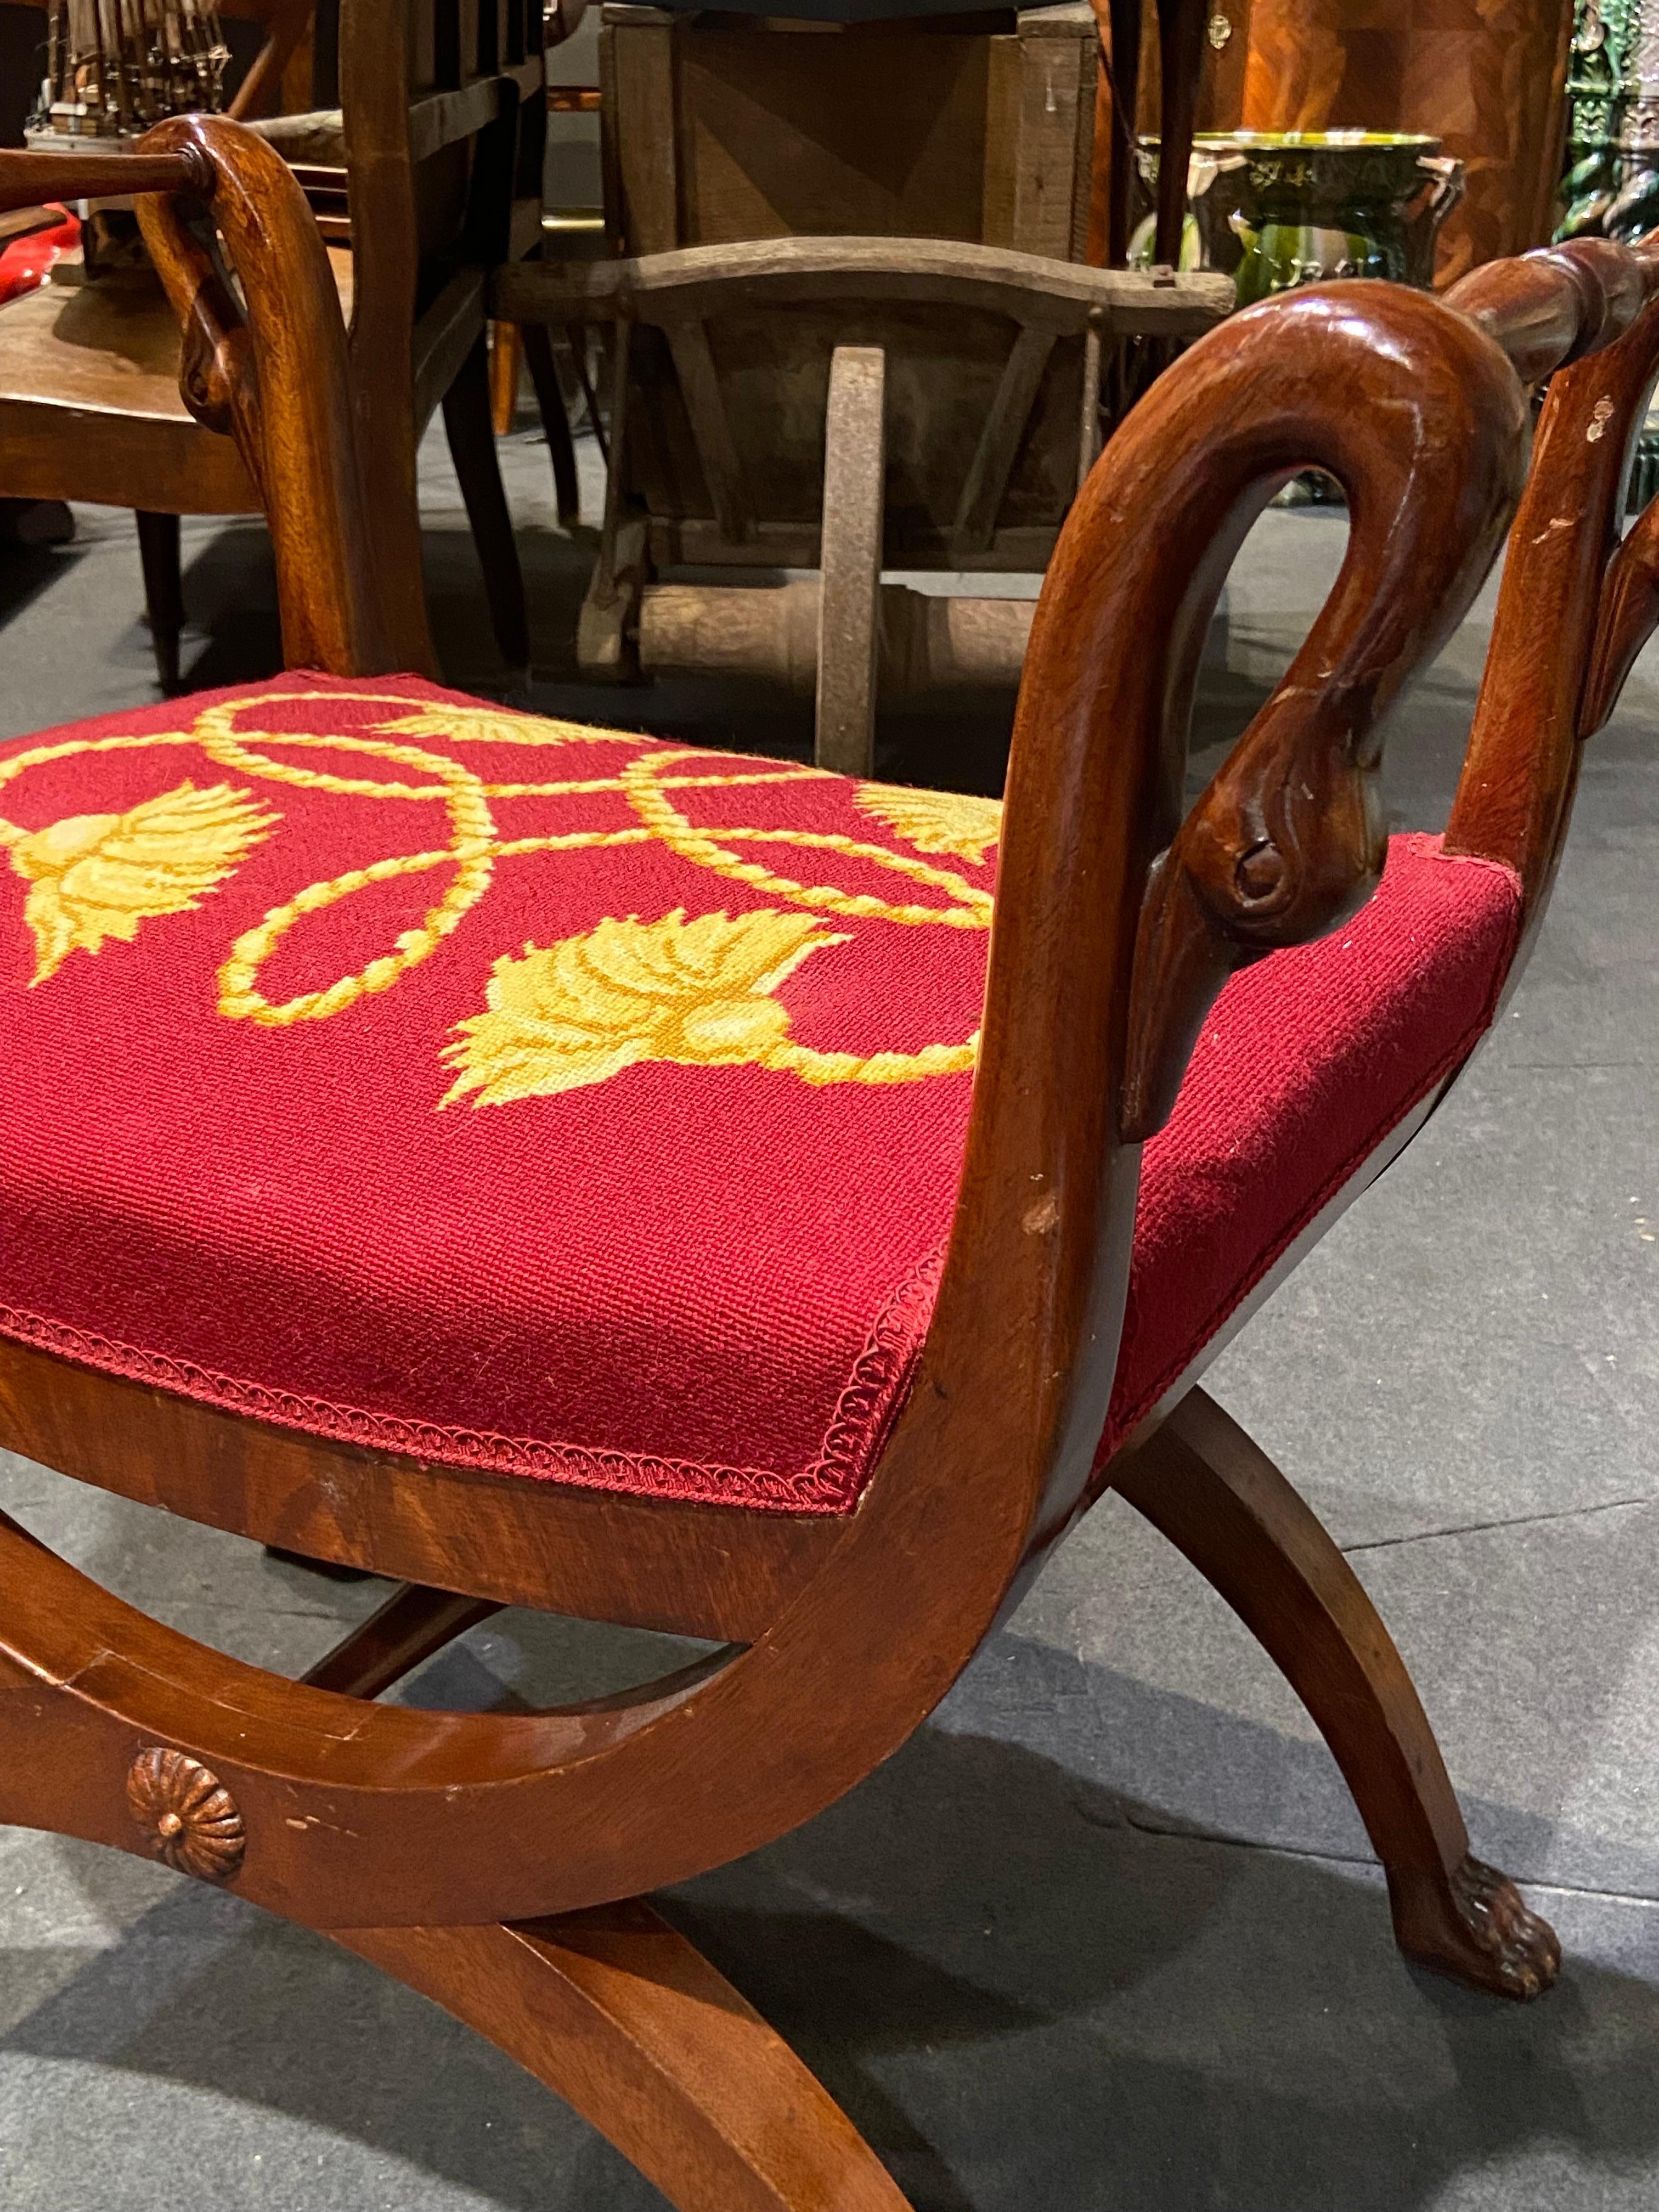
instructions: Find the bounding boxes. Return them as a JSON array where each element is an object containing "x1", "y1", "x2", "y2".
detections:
[{"x1": 126, "y1": 1746, "x2": 246, "y2": 1882}]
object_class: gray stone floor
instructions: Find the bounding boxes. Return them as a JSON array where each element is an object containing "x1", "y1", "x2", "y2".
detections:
[{"x1": 0, "y1": 415, "x2": 1654, "y2": 2210}]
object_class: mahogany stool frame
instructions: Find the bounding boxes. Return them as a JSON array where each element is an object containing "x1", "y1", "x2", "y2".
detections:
[{"x1": 2, "y1": 115, "x2": 1655, "y2": 2211}]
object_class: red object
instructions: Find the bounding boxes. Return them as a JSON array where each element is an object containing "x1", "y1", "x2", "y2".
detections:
[
  {"x1": 0, "y1": 674, "x2": 1521, "y2": 1513},
  {"x1": 0, "y1": 208, "x2": 80, "y2": 306}
]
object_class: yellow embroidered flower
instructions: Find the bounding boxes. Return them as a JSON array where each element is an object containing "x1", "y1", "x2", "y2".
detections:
[
  {"x1": 11, "y1": 780, "x2": 276, "y2": 985},
  {"x1": 442, "y1": 907, "x2": 848, "y2": 1106},
  {"x1": 374, "y1": 705, "x2": 628, "y2": 749},
  {"x1": 855, "y1": 782, "x2": 1003, "y2": 865}
]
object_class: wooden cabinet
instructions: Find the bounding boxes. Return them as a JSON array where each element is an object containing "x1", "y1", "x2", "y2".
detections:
[
  {"x1": 600, "y1": 3, "x2": 1099, "y2": 262},
  {"x1": 1211, "y1": 0, "x2": 1575, "y2": 280}
]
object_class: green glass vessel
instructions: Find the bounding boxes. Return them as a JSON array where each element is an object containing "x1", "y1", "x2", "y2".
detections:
[
  {"x1": 1137, "y1": 131, "x2": 1464, "y2": 305},
  {"x1": 1218, "y1": 132, "x2": 1462, "y2": 304}
]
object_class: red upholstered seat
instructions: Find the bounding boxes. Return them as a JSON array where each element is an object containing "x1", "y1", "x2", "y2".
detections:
[{"x1": 0, "y1": 674, "x2": 1522, "y2": 1514}]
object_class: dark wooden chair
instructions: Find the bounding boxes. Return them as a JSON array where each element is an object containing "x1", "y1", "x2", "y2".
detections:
[
  {"x1": 0, "y1": 0, "x2": 544, "y2": 687},
  {"x1": 0, "y1": 0, "x2": 310, "y2": 686},
  {"x1": 5, "y1": 113, "x2": 1657, "y2": 2210},
  {"x1": 482, "y1": 0, "x2": 596, "y2": 522}
]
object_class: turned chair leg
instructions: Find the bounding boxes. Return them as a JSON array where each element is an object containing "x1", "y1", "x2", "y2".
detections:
[
  {"x1": 521, "y1": 320, "x2": 582, "y2": 527},
  {"x1": 134, "y1": 509, "x2": 184, "y2": 691},
  {"x1": 1110, "y1": 1387, "x2": 1561, "y2": 2000},
  {"x1": 442, "y1": 332, "x2": 532, "y2": 674},
  {"x1": 336, "y1": 1903, "x2": 910, "y2": 2212}
]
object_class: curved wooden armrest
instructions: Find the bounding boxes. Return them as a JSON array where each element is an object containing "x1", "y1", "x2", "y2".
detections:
[
  {"x1": 138, "y1": 116, "x2": 387, "y2": 675},
  {"x1": 0, "y1": 146, "x2": 210, "y2": 215},
  {"x1": 1445, "y1": 235, "x2": 1654, "y2": 385},
  {"x1": 1122, "y1": 233, "x2": 1659, "y2": 1138},
  {"x1": 1107, "y1": 284, "x2": 1529, "y2": 1137},
  {"x1": 1443, "y1": 227, "x2": 1659, "y2": 903},
  {"x1": 1, "y1": 120, "x2": 384, "y2": 674}
]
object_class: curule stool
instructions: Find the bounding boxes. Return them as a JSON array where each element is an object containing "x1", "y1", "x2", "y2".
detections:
[{"x1": 2, "y1": 114, "x2": 1657, "y2": 2212}]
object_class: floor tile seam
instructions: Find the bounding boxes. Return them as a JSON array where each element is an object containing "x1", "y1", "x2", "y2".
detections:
[
  {"x1": 1119, "y1": 1811, "x2": 1379, "y2": 1872},
  {"x1": 1339, "y1": 1493, "x2": 1656, "y2": 1555},
  {"x1": 1118, "y1": 1819, "x2": 1659, "y2": 1909},
  {"x1": 1520, "y1": 1876, "x2": 1659, "y2": 1910}
]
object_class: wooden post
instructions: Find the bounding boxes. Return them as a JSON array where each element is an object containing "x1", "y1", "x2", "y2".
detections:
[{"x1": 814, "y1": 345, "x2": 886, "y2": 777}]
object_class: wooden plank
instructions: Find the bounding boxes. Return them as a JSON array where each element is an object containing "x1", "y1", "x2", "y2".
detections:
[
  {"x1": 597, "y1": 22, "x2": 627, "y2": 242},
  {"x1": 404, "y1": 57, "x2": 541, "y2": 163},
  {"x1": 0, "y1": 206, "x2": 58, "y2": 245},
  {"x1": 951, "y1": 321, "x2": 1056, "y2": 557},
  {"x1": 408, "y1": 74, "x2": 497, "y2": 161},
  {"x1": 0, "y1": 1329, "x2": 832, "y2": 1643},
  {"x1": 647, "y1": 516, "x2": 1066, "y2": 571},
  {"x1": 1069, "y1": 11, "x2": 1098, "y2": 262},
  {"x1": 1012, "y1": 17, "x2": 1087, "y2": 261},
  {"x1": 0, "y1": 403, "x2": 257, "y2": 513},
  {"x1": 982, "y1": 36, "x2": 1022, "y2": 250},
  {"x1": 664, "y1": 317, "x2": 749, "y2": 544},
  {"x1": 611, "y1": 18, "x2": 679, "y2": 252},
  {"x1": 495, "y1": 238, "x2": 1234, "y2": 338},
  {"x1": 676, "y1": 28, "x2": 990, "y2": 249},
  {"x1": 0, "y1": 275, "x2": 257, "y2": 512},
  {"x1": 815, "y1": 345, "x2": 886, "y2": 777}
]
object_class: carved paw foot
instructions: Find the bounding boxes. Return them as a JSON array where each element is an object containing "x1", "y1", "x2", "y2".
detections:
[{"x1": 1390, "y1": 1855, "x2": 1561, "y2": 2001}]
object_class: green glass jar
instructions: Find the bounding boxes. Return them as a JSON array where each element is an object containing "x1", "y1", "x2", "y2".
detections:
[
  {"x1": 1136, "y1": 131, "x2": 1464, "y2": 304},
  {"x1": 1217, "y1": 131, "x2": 1463, "y2": 304}
]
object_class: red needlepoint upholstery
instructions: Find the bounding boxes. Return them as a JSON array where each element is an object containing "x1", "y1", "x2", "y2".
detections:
[{"x1": 0, "y1": 674, "x2": 1522, "y2": 1515}]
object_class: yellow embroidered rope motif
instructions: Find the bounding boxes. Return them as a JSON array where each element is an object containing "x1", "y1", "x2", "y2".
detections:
[
  {"x1": 206, "y1": 730, "x2": 498, "y2": 1026},
  {"x1": 618, "y1": 750, "x2": 995, "y2": 929},
  {"x1": 0, "y1": 691, "x2": 999, "y2": 1094}
]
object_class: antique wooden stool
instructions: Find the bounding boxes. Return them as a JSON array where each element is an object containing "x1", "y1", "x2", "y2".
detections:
[{"x1": 2, "y1": 114, "x2": 1654, "y2": 2211}]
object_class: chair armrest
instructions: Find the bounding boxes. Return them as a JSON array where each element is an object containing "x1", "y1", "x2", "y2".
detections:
[
  {"x1": 1443, "y1": 230, "x2": 1659, "y2": 906},
  {"x1": 1, "y1": 119, "x2": 390, "y2": 677},
  {"x1": 1111, "y1": 236, "x2": 1659, "y2": 1136}
]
